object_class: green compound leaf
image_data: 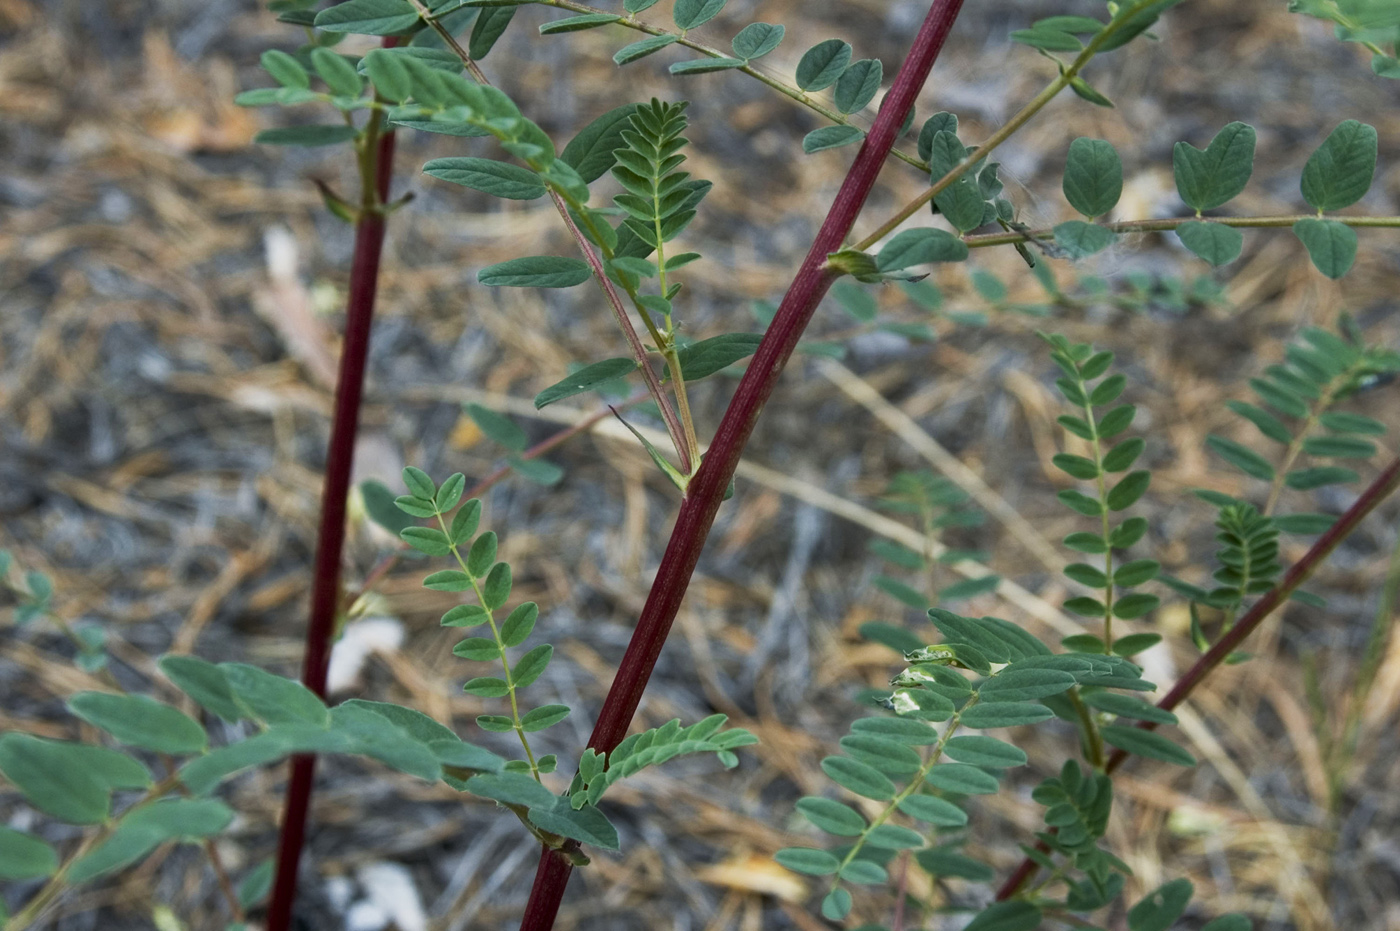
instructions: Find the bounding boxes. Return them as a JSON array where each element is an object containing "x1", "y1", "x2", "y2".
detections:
[
  {"x1": 1206, "y1": 434, "x2": 1276, "y2": 481},
  {"x1": 775, "y1": 846, "x2": 840, "y2": 876},
  {"x1": 0, "y1": 827, "x2": 58, "y2": 881},
  {"x1": 673, "y1": 0, "x2": 726, "y2": 30},
  {"x1": 925, "y1": 763, "x2": 1000, "y2": 794},
  {"x1": 964, "y1": 901, "x2": 1043, "y2": 931},
  {"x1": 802, "y1": 125, "x2": 864, "y2": 153},
  {"x1": 1101, "y1": 725, "x2": 1196, "y2": 766},
  {"x1": 539, "y1": 13, "x2": 619, "y2": 34},
  {"x1": 943, "y1": 735, "x2": 1027, "y2": 768},
  {"x1": 67, "y1": 692, "x2": 207, "y2": 755},
  {"x1": 669, "y1": 57, "x2": 745, "y2": 74},
  {"x1": 423, "y1": 157, "x2": 545, "y2": 200},
  {"x1": 876, "y1": 228, "x2": 968, "y2": 270},
  {"x1": 959, "y1": 702, "x2": 1055, "y2": 729},
  {"x1": 1062, "y1": 137, "x2": 1123, "y2": 218},
  {"x1": 614, "y1": 34, "x2": 679, "y2": 65},
  {"x1": 897, "y1": 794, "x2": 968, "y2": 825},
  {"x1": 1053, "y1": 221, "x2": 1117, "y2": 258},
  {"x1": 1129, "y1": 878, "x2": 1195, "y2": 931},
  {"x1": 796, "y1": 796, "x2": 867, "y2": 835},
  {"x1": 314, "y1": 0, "x2": 419, "y2": 34},
  {"x1": 675, "y1": 333, "x2": 763, "y2": 380},
  {"x1": 159, "y1": 654, "x2": 243, "y2": 723},
  {"x1": 561, "y1": 104, "x2": 639, "y2": 183},
  {"x1": 1292, "y1": 218, "x2": 1357, "y2": 279},
  {"x1": 834, "y1": 58, "x2": 882, "y2": 113},
  {"x1": 1176, "y1": 220, "x2": 1244, "y2": 266},
  {"x1": 1301, "y1": 120, "x2": 1378, "y2": 212},
  {"x1": 795, "y1": 38, "x2": 852, "y2": 91},
  {"x1": 479, "y1": 256, "x2": 592, "y2": 288},
  {"x1": 731, "y1": 22, "x2": 784, "y2": 60},
  {"x1": 1172, "y1": 121, "x2": 1256, "y2": 211},
  {"x1": 820, "y1": 755, "x2": 896, "y2": 800},
  {"x1": 255, "y1": 125, "x2": 360, "y2": 147}
]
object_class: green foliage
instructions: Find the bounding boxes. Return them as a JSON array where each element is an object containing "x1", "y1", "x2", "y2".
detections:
[
  {"x1": 1172, "y1": 122, "x2": 1256, "y2": 212},
  {"x1": 1044, "y1": 335, "x2": 1160, "y2": 646},
  {"x1": 1063, "y1": 137, "x2": 1123, "y2": 218}
]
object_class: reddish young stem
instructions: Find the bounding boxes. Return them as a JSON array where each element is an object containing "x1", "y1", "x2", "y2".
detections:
[
  {"x1": 264, "y1": 58, "x2": 399, "y2": 931},
  {"x1": 995, "y1": 455, "x2": 1400, "y2": 901},
  {"x1": 517, "y1": 3, "x2": 967, "y2": 927}
]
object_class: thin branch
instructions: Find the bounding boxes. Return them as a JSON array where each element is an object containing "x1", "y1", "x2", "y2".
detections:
[{"x1": 962, "y1": 213, "x2": 1400, "y2": 250}]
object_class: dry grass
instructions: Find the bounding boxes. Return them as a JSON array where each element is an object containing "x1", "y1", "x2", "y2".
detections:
[{"x1": 2, "y1": 0, "x2": 1399, "y2": 929}]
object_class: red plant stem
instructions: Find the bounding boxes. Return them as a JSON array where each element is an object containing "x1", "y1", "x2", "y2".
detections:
[
  {"x1": 517, "y1": 3, "x2": 967, "y2": 927},
  {"x1": 264, "y1": 45, "x2": 400, "y2": 931},
  {"x1": 995, "y1": 456, "x2": 1400, "y2": 901}
]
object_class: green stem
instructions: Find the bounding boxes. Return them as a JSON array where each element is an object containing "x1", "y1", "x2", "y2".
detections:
[
  {"x1": 1066, "y1": 687, "x2": 1105, "y2": 770},
  {"x1": 434, "y1": 511, "x2": 541, "y2": 779},
  {"x1": 963, "y1": 213, "x2": 1400, "y2": 251}
]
